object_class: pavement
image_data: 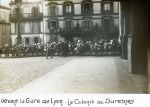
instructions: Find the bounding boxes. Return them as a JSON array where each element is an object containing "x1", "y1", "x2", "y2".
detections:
[
  {"x1": 7, "y1": 56, "x2": 145, "y2": 94},
  {"x1": 0, "y1": 56, "x2": 72, "y2": 93}
]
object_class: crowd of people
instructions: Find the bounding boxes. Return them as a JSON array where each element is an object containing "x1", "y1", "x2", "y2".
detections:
[{"x1": 0, "y1": 39, "x2": 121, "y2": 58}]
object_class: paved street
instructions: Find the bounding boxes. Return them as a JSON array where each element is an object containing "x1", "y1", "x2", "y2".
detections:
[
  {"x1": 0, "y1": 56, "x2": 146, "y2": 93},
  {"x1": 0, "y1": 57, "x2": 73, "y2": 93}
]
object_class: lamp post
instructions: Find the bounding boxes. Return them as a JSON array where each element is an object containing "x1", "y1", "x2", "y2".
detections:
[
  {"x1": 15, "y1": 0, "x2": 22, "y2": 45},
  {"x1": 50, "y1": 27, "x2": 54, "y2": 42},
  {"x1": 55, "y1": 27, "x2": 58, "y2": 42}
]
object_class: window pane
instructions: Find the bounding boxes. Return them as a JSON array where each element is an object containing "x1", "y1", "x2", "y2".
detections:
[
  {"x1": 25, "y1": 37, "x2": 29, "y2": 45},
  {"x1": 66, "y1": 4, "x2": 72, "y2": 13},
  {"x1": 84, "y1": 18, "x2": 91, "y2": 29},
  {"x1": 69, "y1": 5, "x2": 71, "y2": 12},
  {"x1": 24, "y1": 22, "x2": 31, "y2": 33},
  {"x1": 34, "y1": 37, "x2": 39, "y2": 44},
  {"x1": 32, "y1": 6, "x2": 39, "y2": 16},
  {"x1": 33, "y1": 22, "x2": 40, "y2": 33},
  {"x1": 104, "y1": 3, "x2": 110, "y2": 11},
  {"x1": 51, "y1": 21, "x2": 57, "y2": 28},
  {"x1": 104, "y1": 19, "x2": 110, "y2": 30},
  {"x1": 66, "y1": 5, "x2": 68, "y2": 13},
  {"x1": 65, "y1": 19, "x2": 72, "y2": 29},
  {"x1": 84, "y1": 3, "x2": 91, "y2": 14},
  {"x1": 50, "y1": 5, "x2": 56, "y2": 16}
]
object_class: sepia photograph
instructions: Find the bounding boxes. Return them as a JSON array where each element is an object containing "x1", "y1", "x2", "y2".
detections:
[{"x1": 0, "y1": 0, "x2": 150, "y2": 94}]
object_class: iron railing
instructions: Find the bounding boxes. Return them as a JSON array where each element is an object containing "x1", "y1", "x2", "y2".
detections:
[{"x1": 9, "y1": 13, "x2": 43, "y2": 22}]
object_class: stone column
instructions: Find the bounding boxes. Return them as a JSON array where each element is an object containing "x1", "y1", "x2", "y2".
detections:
[{"x1": 130, "y1": 0, "x2": 149, "y2": 74}]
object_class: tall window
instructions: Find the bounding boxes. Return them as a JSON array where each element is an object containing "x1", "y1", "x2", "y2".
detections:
[
  {"x1": 66, "y1": 4, "x2": 72, "y2": 13},
  {"x1": 48, "y1": 20, "x2": 57, "y2": 28},
  {"x1": 65, "y1": 19, "x2": 72, "y2": 30},
  {"x1": 22, "y1": 22, "x2": 31, "y2": 33},
  {"x1": 23, "y1": 7, "x2": 31, "y2": 18},
  {"x1": 34, "y1": 37, "x2": 39, "y2": 44},
  {"x1": 51, "y1": 21, "x2": 57, "y2": 28},
  {"x1": 32, "y1": 22, "x2": 40, "y2": 33},
  {"x1": 83, "y1": 18, "x2": 91, "y2": 29},
  {"x1": 82, "y1": 0, "x2": 92, "y2": 15},
  {"x1": 25, "y1": 37, "x2": 29, "y2": 45},
  {"x1": 0, "y1": 12, "x2": 5, "y2": 21},
  {"x1": 104, "y1": 19, "x2": 111, "y2": 30},
  {"x1": 83, "y1": 3, "x2": 91, "y2": 14},
  {"x1": 32, "y1": 6, "x2": 39, "y2": 16},
  {"x1": 63, "y1": 2, "x2": 73, "y2": 15},
  {"x1": 104, "y1": 3, "x2": 111, "y2": 11},
  {"x1": 51, "y1": 5, "x2": 56, "y2": 16},
  {"x1": 48, "y1": 3, "x2": 57, "y2": 16}
]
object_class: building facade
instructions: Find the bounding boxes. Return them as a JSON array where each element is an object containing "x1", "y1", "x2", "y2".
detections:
[
  {"x1": 10, "y1": 0, "x2": 43, "y2": 45},
  {"x1": 0, "y1": 5, "x2": 11, "y2": 46},
  {"x1": 9, "y1": 0, "x2": 119, "y2": 45}
]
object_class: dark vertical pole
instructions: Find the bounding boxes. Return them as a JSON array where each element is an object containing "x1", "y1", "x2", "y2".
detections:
[
  {"x1": 42, "y1": 0, "x2": 44, "y2": 44},
  {"x1": 14, "y1": 0, "x2": 22, "y2": 45},
  {"x1": 56, "y1": 27, "x2": 57, "y2": 42},
  {"x1": 16, "y1": 6, "x2": 22, "y2": 45},
  {"x1": 55, "y1": 21, "x2": 58, "y2": 42},
  {"x1": 49, "y1": 27, "x2": 51, "y2": 42}
]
